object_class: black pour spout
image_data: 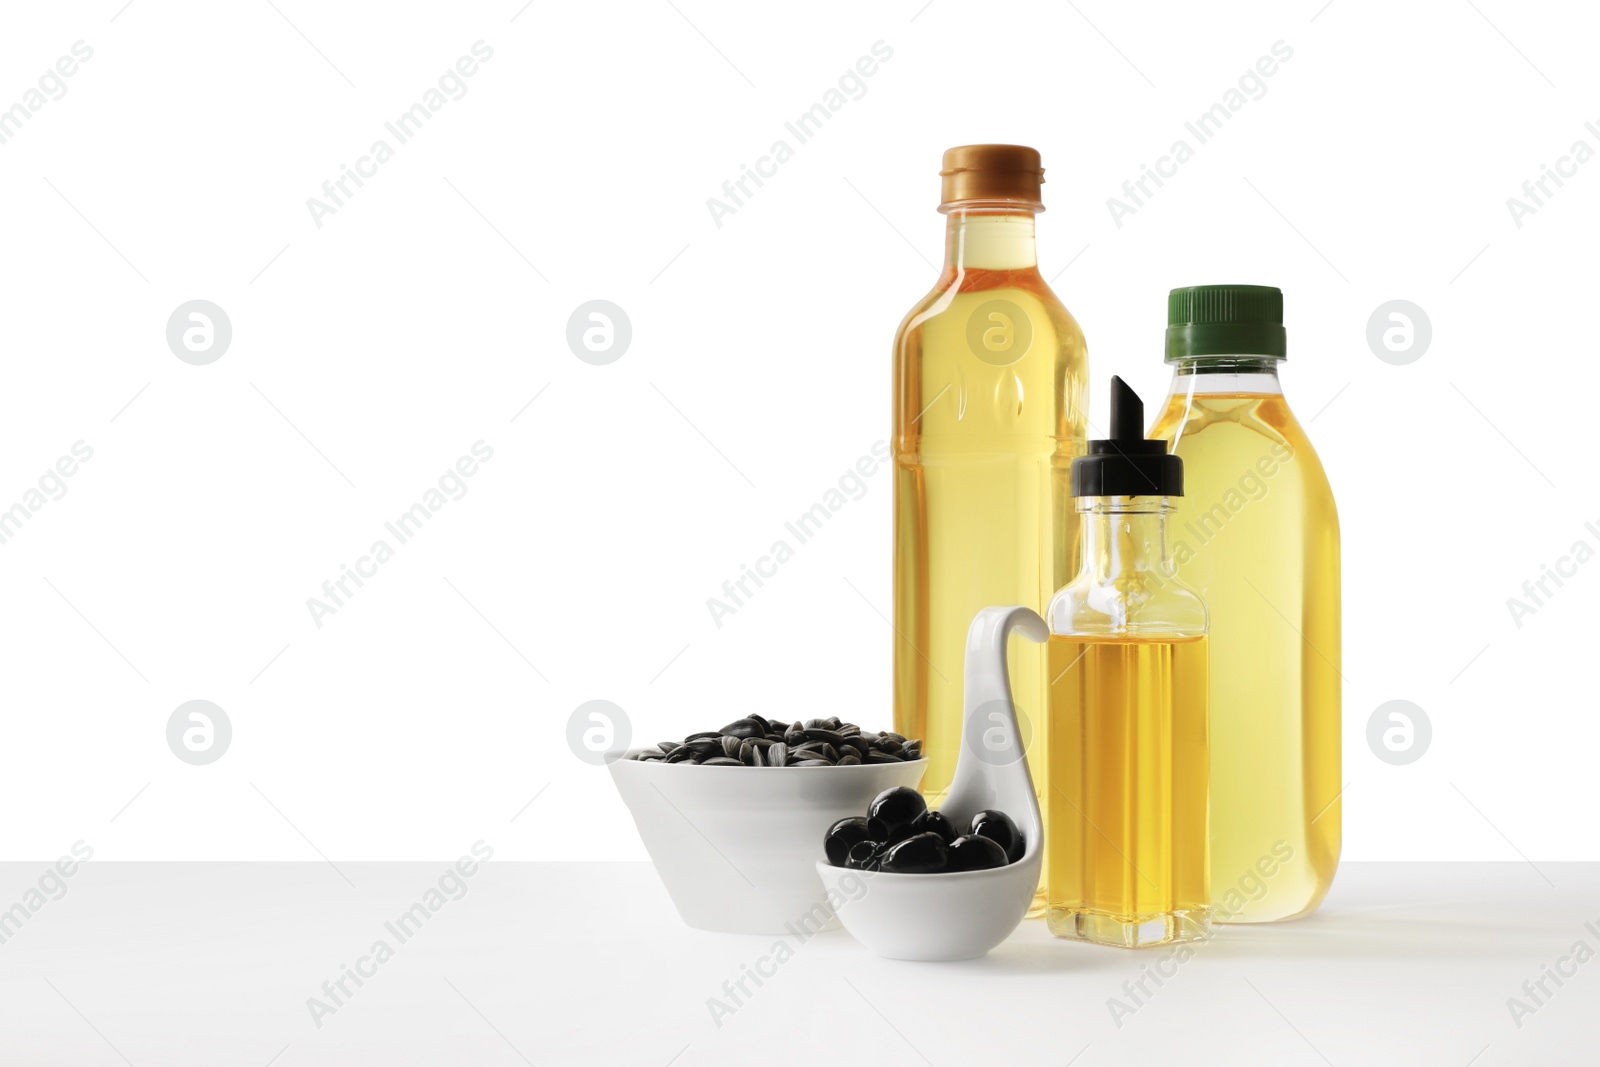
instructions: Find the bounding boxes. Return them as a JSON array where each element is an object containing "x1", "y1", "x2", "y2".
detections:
[{"x1": 1070, "y1": 376, "x2": 1184, "y2": 498}]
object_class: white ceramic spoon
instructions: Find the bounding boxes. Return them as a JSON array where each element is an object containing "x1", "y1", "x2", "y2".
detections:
[{"x1": 817, "y1": 605, "x2": 1047, "y2": 961}]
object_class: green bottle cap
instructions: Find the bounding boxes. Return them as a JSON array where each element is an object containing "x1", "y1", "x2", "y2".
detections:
[{"x1": 1165, "y1": 284, "x2": 1286, "y2": 362}]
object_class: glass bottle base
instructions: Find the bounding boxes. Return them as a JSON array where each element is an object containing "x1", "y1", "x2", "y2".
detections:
[{"x1": 1046, "y1": 906, "x2": 1211, "y2": 948}]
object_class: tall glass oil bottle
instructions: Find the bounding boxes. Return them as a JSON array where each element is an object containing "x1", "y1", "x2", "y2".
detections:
[
  {"x1": 1148, "y1": 285, "x2": 1340, "y2": 923},
  {"x1": 893, "y1": 145, "x2": 1088, "y2": 823},
  {"x1": 1045, "y1": 376, "x2": 1210, "y2": 948}
]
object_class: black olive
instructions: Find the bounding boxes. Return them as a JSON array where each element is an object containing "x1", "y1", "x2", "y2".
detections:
[
  {"x1": 969, "y1": 810, "x2": 1024, "y2": 864},
  {"x1": 824, "y1": 817, "x2": 875, "y2": 867},
  {"x1": 879, "y1": 831, "x2": 949, "y2": 873},
  {"x1": 911, "y1": 809, "x2": 957, "y2": 844},
  {"x1": 866, "y1": 786, "x2": 926, "y2": 842},
  {"x1": 865, "y1": 818, "x2": 900, "y2": 845},
  {"x1": 946, "y1": 834, "x2": 1009, "y2": 871},
  {"x1": 844, "y1": 839, "x2": 880, "y2": 870}
]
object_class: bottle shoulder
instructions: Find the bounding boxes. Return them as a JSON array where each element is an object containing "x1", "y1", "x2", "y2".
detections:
[
  {"x1": 1047, "y1": 573, "x2": 1209, "y2": 638},
  {"x1": 895, "y1": 269, "x2": 1084, "y2": 346},
  {"x1": 1150, "y1": 388, "x2": 1338, "y2": 511}
]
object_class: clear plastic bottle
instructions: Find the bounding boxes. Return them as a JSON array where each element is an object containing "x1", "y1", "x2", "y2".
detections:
[
  {"x1": 893, "y1": 145, "x2": 1088, "y2": 817},
  {"x1": 1148, "y1": 285, "x2": 1340, "y2": 923},
  {"x1": 1045, "y1": 377, "x2": 1210, "y2": 948}
]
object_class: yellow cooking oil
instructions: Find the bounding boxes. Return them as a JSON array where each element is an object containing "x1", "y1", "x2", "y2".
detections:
[
  {"x1": 893, "y1": 198, "x2": 1087, "y2": 826},
  {"x1": 1149, "y1": 388, "x2": 1340, "y2": 922},
  {"x1": 893, "y1": 247, "x2": 1085, "y2": 809},
  {"x1": 1045, "y1": 633, "x2": 1210, "y2": 947}
]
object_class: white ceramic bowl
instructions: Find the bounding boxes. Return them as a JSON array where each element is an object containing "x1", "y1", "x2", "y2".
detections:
[
  {"x1": 610, "y1": 755, "x2": 927, "y2": 934},
  {"x1": 816, "y1": 842, "x2": 1041, "y2": 961},
  {"x1": 817, "y1": 606, "x2": 1048, "y2": 961}
]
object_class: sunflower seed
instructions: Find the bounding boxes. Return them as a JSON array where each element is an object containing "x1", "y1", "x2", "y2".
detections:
[{"x1": 630, "y1": 719, "x2": 921, "y2": 767}]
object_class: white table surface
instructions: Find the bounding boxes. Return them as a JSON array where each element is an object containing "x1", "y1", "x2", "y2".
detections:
[{"x1": 0, "y1": 861, "x2": 1593, "y2": 1065}]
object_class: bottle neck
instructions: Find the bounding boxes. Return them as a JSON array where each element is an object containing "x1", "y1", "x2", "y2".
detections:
[
  {"x1": 943, "y1": 208, "x2": 1038, "y2": 271},
  {"x1": 1079, "y1": 497, "x2": 1174, "y2": 582},
  {"x1": 1166, "y1": 356, "x2": 1283, "y2": 395}
]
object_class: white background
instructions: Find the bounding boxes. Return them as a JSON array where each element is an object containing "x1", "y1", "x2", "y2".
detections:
[{"x1": 1, "y1": 0, "x2": 1594, "y2": 863}]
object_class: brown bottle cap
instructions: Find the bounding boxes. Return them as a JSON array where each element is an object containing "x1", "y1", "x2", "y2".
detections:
[{"x1": 939, "y1": 144, "x2": 1045, "y2": 212}]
